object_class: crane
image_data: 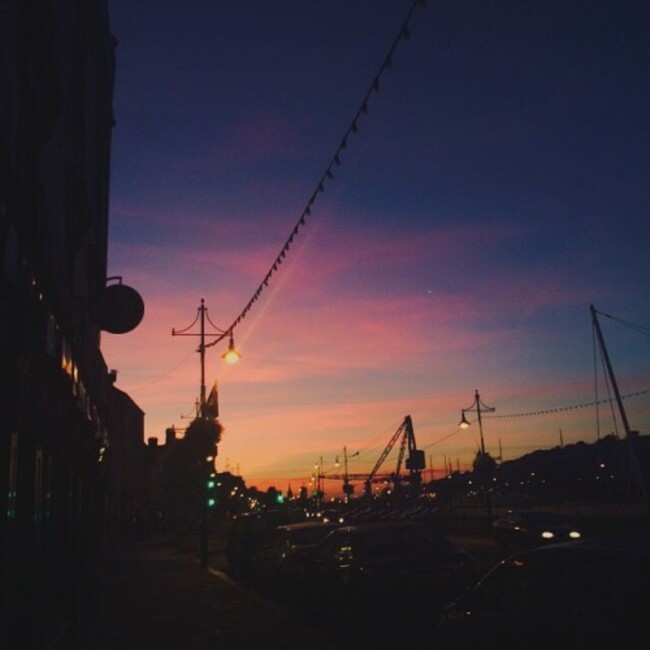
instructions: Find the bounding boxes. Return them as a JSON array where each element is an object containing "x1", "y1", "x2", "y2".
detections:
[
  {"x1": 322, "y1": 416, "x2": 425, "y2": 498},
  {"x1": 362, "y1": 415, "x2": 424, "y2": 496}
]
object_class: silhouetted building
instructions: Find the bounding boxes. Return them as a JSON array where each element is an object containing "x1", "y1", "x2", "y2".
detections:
[
  {"x1": 144, "y1": 427, "x2": 182, "y2": 532},
  {"x1": 105, "y1": 377, "x2": 147, "y2": 540},
  {"x1": 0, "y1": 2, "x2": 142, "y2": 648}
]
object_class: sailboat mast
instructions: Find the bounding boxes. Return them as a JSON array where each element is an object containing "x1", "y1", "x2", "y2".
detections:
[
  {"x1": 590, "y1": 304, "x2": 632, "y2": 436},
  {"x1": 590, "y1": 304, "x2": 646, "y2": 499}
]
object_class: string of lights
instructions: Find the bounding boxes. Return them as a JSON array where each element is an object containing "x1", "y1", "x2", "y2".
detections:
[
  {"x1": 483, "y1": 389, "x2": 649, "y2": 420},
  {"x1": 204, "y1": 0, "x2": 426, "y2": 350}
]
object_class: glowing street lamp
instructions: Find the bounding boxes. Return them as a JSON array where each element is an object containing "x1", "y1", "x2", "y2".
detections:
[
  {"x1": 172, "y1": 299, "x2": 241, "y2": 419},
  {"x1": 172, "y1": 299, "x2": 241, "y2": 567},
  {"x1": 459, "y1": 389, "x2": 495, "y2": 456},
  {"x1": 459, "y1": 389, "x2": 496, "y2": 528},
  {"x1": 222, "y1": 331, "x2": 242, "y2": 365}
]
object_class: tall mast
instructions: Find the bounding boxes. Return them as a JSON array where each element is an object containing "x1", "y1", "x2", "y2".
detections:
[
  {"x1": 590, "y1": 304, "x2": 646, "y2": 499},
  {"x1": 591, "y1": 305, "x2": 631, "y2": 435}
]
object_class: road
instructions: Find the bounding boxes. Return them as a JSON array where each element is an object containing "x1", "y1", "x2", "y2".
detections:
[{"x1": 217, "y1": 526, "x2": 504, "y2": 650}]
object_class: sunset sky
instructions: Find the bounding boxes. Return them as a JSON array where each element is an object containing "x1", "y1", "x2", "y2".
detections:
[{"x1": 102, "y1": 0, "x2": 650, "y2": 497}]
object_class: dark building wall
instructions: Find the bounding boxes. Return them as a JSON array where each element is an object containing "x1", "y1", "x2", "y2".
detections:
[
  {"x1": 0, "y1": 2, "x2": 130, "y2": 649},
  {"x1": 106, "y1": 384, "x2": 148, "y2": 540}
]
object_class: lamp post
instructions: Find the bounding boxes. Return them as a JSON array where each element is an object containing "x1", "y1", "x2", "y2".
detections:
[
  {"x1": 172, "y1": 299, "x2": 241, "y2": 567},
  {"x1": 340, "y1": 446, "x2": 358, "y2": 503},
  {"x1": 314, "y1": 456, "x2": 324, "y2": 506},
  {"x1": 172, "y1": 298, "x2": 241, "y2": 419},
  {"x1": 459, "y1": 389, "x2": 495, "y2": 456},
  {"x1": 459, "y1": 389, "x2": 496, "y2": 527}
]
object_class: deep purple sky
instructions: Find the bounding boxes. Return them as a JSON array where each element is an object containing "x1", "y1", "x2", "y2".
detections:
[{"x1": 102, "y1": 0, "x2": 650, "y2": 495}]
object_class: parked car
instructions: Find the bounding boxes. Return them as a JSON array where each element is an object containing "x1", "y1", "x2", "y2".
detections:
[
  {"x1": 309, "y1": 520, "x2": 477, "y2": 616},
  {"x1": 246, "y1": 520, "x2": 341, "y2": 593},
  {"x1": 434, "y1": 533, "x2": 650, "y2": 650},
  {"x1": 311, "y1": 508, "x2": 347, "y2": 524},
  {"x1": 226, "y1": 509, "x2": 305, "y2": 579},
  {"x1": 492, "y1": 509, "x2": 582, "y2": 551}
]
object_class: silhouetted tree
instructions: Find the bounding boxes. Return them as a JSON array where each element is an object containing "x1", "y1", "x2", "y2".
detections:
[
  {"x1": 183, "y1": 417, "x2": 223, "y2": 459},
  {"x1": 163, "y1": 417, "x2": 224, "y2": 533},
  {"x1": 473, "y1": 451, "x2": 497, "y2": 478}
]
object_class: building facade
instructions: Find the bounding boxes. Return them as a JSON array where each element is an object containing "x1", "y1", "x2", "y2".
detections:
[{"x1": 0, "y1": 2, "x2": 143, "y2": 648}]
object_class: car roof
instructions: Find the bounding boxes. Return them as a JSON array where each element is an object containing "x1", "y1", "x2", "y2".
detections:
[
  {"x1": 500, "y1": 509, "x2": 567, "y2": 518},
  {"x1": 331, "y1": 520, "x2": 453, "y2": 539},
  {"x1": 338, "y1": 520, "x2": 434, "y2": 531},
  {"x1": 277, "y1": 521, "x2": 339, "y2": 531},
  {"x1": 555, "y1": 532, "x2": 650, "y2": 553},
  {"x1": 510, "y1": 531, "x2": 650, "y2": 558}
]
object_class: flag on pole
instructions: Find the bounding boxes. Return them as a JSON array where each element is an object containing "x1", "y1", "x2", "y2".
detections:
[{"x1": 204, "y1": 381, "x2": 219, "y2": 418}]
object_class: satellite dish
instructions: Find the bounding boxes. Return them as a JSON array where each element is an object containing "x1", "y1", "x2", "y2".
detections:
[{"x1": 94, "y1": 280, "x2": 145, "y2": 334}]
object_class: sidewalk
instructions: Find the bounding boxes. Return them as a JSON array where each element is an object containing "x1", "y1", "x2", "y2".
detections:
[{"x1": 75, "y1": 535, "x2": 332, "y2": 650}]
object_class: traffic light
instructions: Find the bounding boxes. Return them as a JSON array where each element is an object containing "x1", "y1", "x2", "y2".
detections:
[{"x1": 206, "y1": 472, "x2": 217, "y2": 509}]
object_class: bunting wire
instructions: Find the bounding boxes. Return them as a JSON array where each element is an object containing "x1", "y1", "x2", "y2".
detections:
[
  {"x1": 205, "y1": 0, "x2": 426, "y2": 349},
  {"x1": 420, "y1": 389, "x2": 649, "y2": 451},
  {"x1": 483, "y1": 389, "x2": 649, "y2": 420}
]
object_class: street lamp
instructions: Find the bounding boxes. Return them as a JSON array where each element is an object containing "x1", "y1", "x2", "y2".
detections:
[
  {"x1": 172, "y1": 299, "x2": 241, "y2": 567},
  {"x1": 459, "y1": 389, "x2": 495, "y2": 456},
  {"x1": 459, "y1": 389, "x2": 496, "y2": 528},
  {"x1": 222, "y1": 330, "x2": 242, "y2": 365},
  {"x1": 341, "y1": 446, "x2": 358, "y2": 503},
  {"x1": 314, "y1": 456, "x2": 324, "y2": 505},
  {"x1": 172, "y1": 299, "x2": 241, "y2": 418}
]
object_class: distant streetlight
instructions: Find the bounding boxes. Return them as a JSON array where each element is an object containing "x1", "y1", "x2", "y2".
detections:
[
  {"x1": 340, "y1": 446, "x2": 358, "y2": 503},
  {"x1": 314, "y1": 456, "x2": 324, "y2": 505}
]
